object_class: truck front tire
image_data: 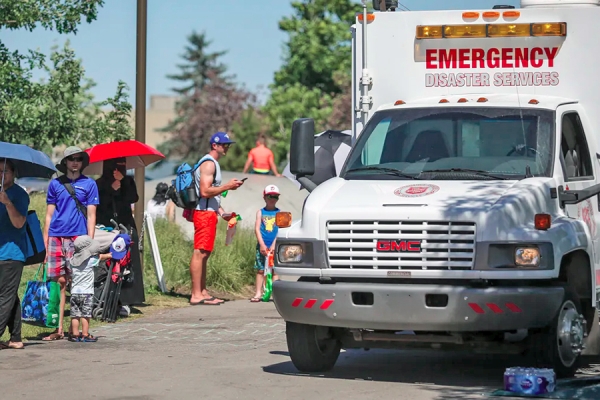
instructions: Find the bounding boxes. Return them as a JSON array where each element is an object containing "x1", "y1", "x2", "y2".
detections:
[
  {"x1": 528, "y1": 287, "x2": 587, "y2": 378},
  {"x1": 286, "y1": 322, "x2": 341, "y2": 373}
]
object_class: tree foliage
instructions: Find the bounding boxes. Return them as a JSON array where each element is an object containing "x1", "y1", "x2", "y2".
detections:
[
  {"x1": 0, "y1": 0, "x2": 104, "y2": 34},
  {"x1": 159, "y1": 31, "x2": 257, "y2": 166},
  {"x1": 0, "y1": 0, "x2": 133, "y2": 149},
  {"x1": 0, "y1": 42, "x2": 132, "y2": 149},
  {"x1": 264, "y1": 0, "x2": 360, "y2": 163},
  {"x1": 274, "y1": 0, "x2": 361, "y2": 94}
]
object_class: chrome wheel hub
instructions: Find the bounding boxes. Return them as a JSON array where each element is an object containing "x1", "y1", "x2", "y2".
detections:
[{"x1": 557, "y1": 300, "x2": 587, "y2": 366}]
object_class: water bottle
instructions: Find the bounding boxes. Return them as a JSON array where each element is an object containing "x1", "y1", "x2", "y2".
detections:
[{"x1": 504, "y1": 367, "x2": 556, "y2": 395}]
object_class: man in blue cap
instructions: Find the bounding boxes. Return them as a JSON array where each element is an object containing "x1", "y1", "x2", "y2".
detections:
[{"x1": 189, "y1": 132, "x2": 244, "y2": 306}]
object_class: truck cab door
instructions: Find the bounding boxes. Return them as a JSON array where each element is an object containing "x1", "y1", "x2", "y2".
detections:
[{"x1": 556, "y1": 105, "x2": 600, "y2": 296}]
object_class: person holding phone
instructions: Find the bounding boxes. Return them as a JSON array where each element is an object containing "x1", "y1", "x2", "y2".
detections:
[{"x1": 189, "y1": 132, "x2": 244, "y2": 306}]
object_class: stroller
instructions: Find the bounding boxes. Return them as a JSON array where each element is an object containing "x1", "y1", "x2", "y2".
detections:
[{"x1": 91, "y1": 219, "x2": 133, "y2": 323}]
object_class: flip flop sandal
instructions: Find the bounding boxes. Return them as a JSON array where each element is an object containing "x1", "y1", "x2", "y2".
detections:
[
  {"x1": 190, "y1": 299, "x2": 221, "y2": 306},
  {"x1": 0, "y1": 343, "x2": 23, "y2": 350},
  {"x1": 250, "y1": 297, "x2": 262, "y2": 303},
  {"x1": 42, "y1": 332, "x2": 64, "y2": 341},
  {"x1": 206, "y1": 296, "x2": 225, "y2": 303}
]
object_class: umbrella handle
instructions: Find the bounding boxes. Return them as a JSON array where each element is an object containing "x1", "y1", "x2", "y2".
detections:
[{"x1": 1, "y1": 158, "x2": 5, "y2": 191}]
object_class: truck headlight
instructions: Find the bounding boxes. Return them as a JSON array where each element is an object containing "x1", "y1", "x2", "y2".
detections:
[
  {"x1": 515, "y1": 247, "x2": 540, "y2": 267},
  {"x1": 278, "y1": 244, "x2": 304, "y2": 263}
]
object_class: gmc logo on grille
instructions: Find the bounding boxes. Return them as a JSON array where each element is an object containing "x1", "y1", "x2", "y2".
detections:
[{"x1": 376, "y1": 240, "x2": 422, "y2": 252}]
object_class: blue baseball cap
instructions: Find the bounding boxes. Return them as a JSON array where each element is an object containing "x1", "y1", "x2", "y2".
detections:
[
  {"x1": 110, "y1": 234, "x2": 131, "y2": 260},
  {"x1": 209, "y1": 131, "x2": 235, "y2": 145}
]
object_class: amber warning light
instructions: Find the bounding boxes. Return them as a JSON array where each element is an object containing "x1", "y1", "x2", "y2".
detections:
[
  {"x1": 276, "y1": 212, "x2": 292, "y2": 228},
  {"x1": 416, "y1": 22, "x2": 566, "y2": 39}
]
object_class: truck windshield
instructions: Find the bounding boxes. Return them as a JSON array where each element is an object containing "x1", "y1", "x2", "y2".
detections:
[{"x1": 342, "y1": 107, "x2": 554, "y2": 180}]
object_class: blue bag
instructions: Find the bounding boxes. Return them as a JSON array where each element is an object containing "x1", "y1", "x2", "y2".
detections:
[
  {"x1": 24, "y1": 210, "x2": 45, "y2": 266},
  {"x1": 21, "y1": 263, "x2": 50, "y2": 326},
  {"x1": 167, "y1": 158, "x2": 215, "y2": 209}
]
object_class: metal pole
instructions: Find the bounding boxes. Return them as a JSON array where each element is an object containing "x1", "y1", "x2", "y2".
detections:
[{"x1": 135, "y1": 0, "x2": 147, "y2": 266}]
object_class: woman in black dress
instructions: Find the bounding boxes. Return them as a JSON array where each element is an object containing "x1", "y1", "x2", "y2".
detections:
[{"x1": 95, "y1": 157, "x2": 145, "y2": 306}]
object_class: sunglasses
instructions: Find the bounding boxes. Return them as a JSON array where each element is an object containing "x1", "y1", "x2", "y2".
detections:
[
  {"x1": 266, "y1": 194, "x2": 279, "y2": 199},
  {"x1": 67, "y1": 156, "x2": 83, "y2": 162},
  {"x1": 220, "y1": 144, "x2": 231, "y2": 149}
]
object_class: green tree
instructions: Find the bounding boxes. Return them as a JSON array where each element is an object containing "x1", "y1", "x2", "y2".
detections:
[
  {"x1": 0, "y1": 0, "x2": 133, "y2": 148},
  {"x1": 0, "y1": 42, "x2": 132, "y2": 149},
  {"x1": 218, "y1": 107, "x2": 265, "y2": 172},
  {"x1": 167, "y1": 31, "x2": 230, "y2": 94},
  {"x1": 264, "y1": 0, "x2": 360, "y2": 163},
  {"x1": 274, "y1": 0, "x2": 361, "y2": 94},
  {"x1": 159, "y1": 32, "x2": 257, "y2": 164}
]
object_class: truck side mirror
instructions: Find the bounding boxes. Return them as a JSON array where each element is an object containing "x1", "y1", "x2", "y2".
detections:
[{"x1": 290, "y1": 118, "x2": 315, "y2": 177}]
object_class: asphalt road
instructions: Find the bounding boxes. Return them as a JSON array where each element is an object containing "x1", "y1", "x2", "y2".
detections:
[{"x1": 0, "y1": 299, "x2": 569, "y2": 400}]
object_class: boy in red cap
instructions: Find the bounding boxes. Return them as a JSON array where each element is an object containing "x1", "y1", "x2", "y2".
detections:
[{"x1": 251, "y1": 184, "x2": 280, "y2": 302}]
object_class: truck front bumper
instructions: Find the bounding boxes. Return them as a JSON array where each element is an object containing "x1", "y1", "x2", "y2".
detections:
[{"x1": 272, "y1": 281, "x2": 564, "y2": 332}]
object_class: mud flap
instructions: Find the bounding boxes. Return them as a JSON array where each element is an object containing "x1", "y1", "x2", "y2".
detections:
[{"x1": 582, "y1": 308, "x2": 600, "y2": 356}]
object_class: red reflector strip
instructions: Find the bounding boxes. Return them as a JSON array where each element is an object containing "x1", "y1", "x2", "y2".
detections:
[
  {"x1": 486, "y1": 303, "x2": 504, "y2": 314},
  {"x1": 505, "y1": 303, "x2": 522, "y2": 313},
  {"x1": 304, "y1": 299, "x2": 317, "y2": 309},
  {"x1": 291, "y1": 298, "x2": 303, "y2": 307},
  {"x1": 320, "y1": 299, "x2": 334, "y2": 310},
  {"x1": 468, "y1": 303, "x2": 485, "y2": 314}
]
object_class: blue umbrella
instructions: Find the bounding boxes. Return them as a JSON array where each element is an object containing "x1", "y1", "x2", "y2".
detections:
[{"x1": 0, "y1": 142, "x2": 57, "y2": 180}]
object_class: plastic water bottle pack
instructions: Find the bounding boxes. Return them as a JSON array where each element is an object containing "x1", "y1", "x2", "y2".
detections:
[{"x1": 504, "y1": 367, "x2": 556, "y2": 395}]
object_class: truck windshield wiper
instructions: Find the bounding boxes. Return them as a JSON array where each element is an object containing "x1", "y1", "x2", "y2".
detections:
[
  {"x1": 420, "y1": 168, "x2": 511, "y2": 180},
  {"x1": 346, "y1": 167, "x2": 421, "y2": 180}
]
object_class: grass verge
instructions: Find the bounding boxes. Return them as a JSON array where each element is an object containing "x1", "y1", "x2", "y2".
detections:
[{"x1": 1, "y1": 195, "x2": 257, "y2": 341}]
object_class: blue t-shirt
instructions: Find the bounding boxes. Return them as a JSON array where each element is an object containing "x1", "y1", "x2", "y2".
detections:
[
  {"x1": 0, "y1": 184, "x2": 30, "y2": 262},
  {"x1": 259, "y1": 207, "x2": 280, "y2": 248},
  {"x1": 47, "y1": 175, "x2": 99, "y2": 237}
]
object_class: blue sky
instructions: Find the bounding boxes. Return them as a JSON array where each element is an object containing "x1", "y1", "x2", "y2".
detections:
[{"x1": 2, "y1": 0, "x2": 520, "y2": 108}]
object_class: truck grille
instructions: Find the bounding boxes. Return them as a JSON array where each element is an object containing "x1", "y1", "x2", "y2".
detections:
[{"x1": 326, "y1": 220, "x2": 476, "y2": 270}]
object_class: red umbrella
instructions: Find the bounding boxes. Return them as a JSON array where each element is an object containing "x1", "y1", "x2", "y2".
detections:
[{"x1": 84, "y1": 140, "x2": 165, "y2": 175}]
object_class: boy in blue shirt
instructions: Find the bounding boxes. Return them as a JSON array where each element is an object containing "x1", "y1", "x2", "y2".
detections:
[
  {"x1": 251, "y1": 185, "x2": 280, "y2": 302},
  {"x1": 42, "y1": 146, "x2": 99, "y2": 341},
  {"x1": 0, "y1": 158, "x2": 29, "y2": 350}
]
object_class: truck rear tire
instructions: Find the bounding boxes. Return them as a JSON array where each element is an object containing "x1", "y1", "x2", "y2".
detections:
[
  {"x1": 528, "y1": 287, "x2": 587, "y2": 378},
  {"x1": 286, "y1": 322, "x2": 341, "y2": 373}
]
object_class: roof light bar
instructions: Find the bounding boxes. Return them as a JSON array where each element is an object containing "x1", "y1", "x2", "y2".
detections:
[
  {"x1": 416, "y1": 22, "x2": 567, "y2": 39},
  {"x1": 487, "y1": 23, "x2": 530, "y2": 38}
]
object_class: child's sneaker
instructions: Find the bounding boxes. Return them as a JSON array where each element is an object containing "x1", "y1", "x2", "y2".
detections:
[{"x1": 82, "y1": 334, "x2": 97, "y2": 342}]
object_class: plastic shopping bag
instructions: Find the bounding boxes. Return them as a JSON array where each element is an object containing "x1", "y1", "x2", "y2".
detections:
[
  {"x1": 45, "y1": 279, "x2": 61, "y2": 329},
  {"x1": 261, "y1": 251, "x2": 275, "y2": 302},
  {"x1": 21, "y1": 264, "x2": 50, "y2": 326}
]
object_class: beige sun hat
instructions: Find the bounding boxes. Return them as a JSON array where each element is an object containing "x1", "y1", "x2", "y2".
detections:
[{"x1": 56, "y1": 146, "x2": 90, "y2": 174}]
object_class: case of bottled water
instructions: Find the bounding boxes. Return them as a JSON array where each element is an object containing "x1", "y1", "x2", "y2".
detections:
[{"x1": 504, "y1": 367, "x2": 556, "y2": 395}]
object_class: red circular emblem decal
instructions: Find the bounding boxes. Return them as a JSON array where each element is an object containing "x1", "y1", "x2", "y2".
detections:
[{"x1": 394, "y1": 184, "x2": 440, "y2": 197}]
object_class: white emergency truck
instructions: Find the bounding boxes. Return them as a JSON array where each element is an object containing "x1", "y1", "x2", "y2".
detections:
[{"x1": 272, "y1": 0, "x2": 600, "y2": 378}]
